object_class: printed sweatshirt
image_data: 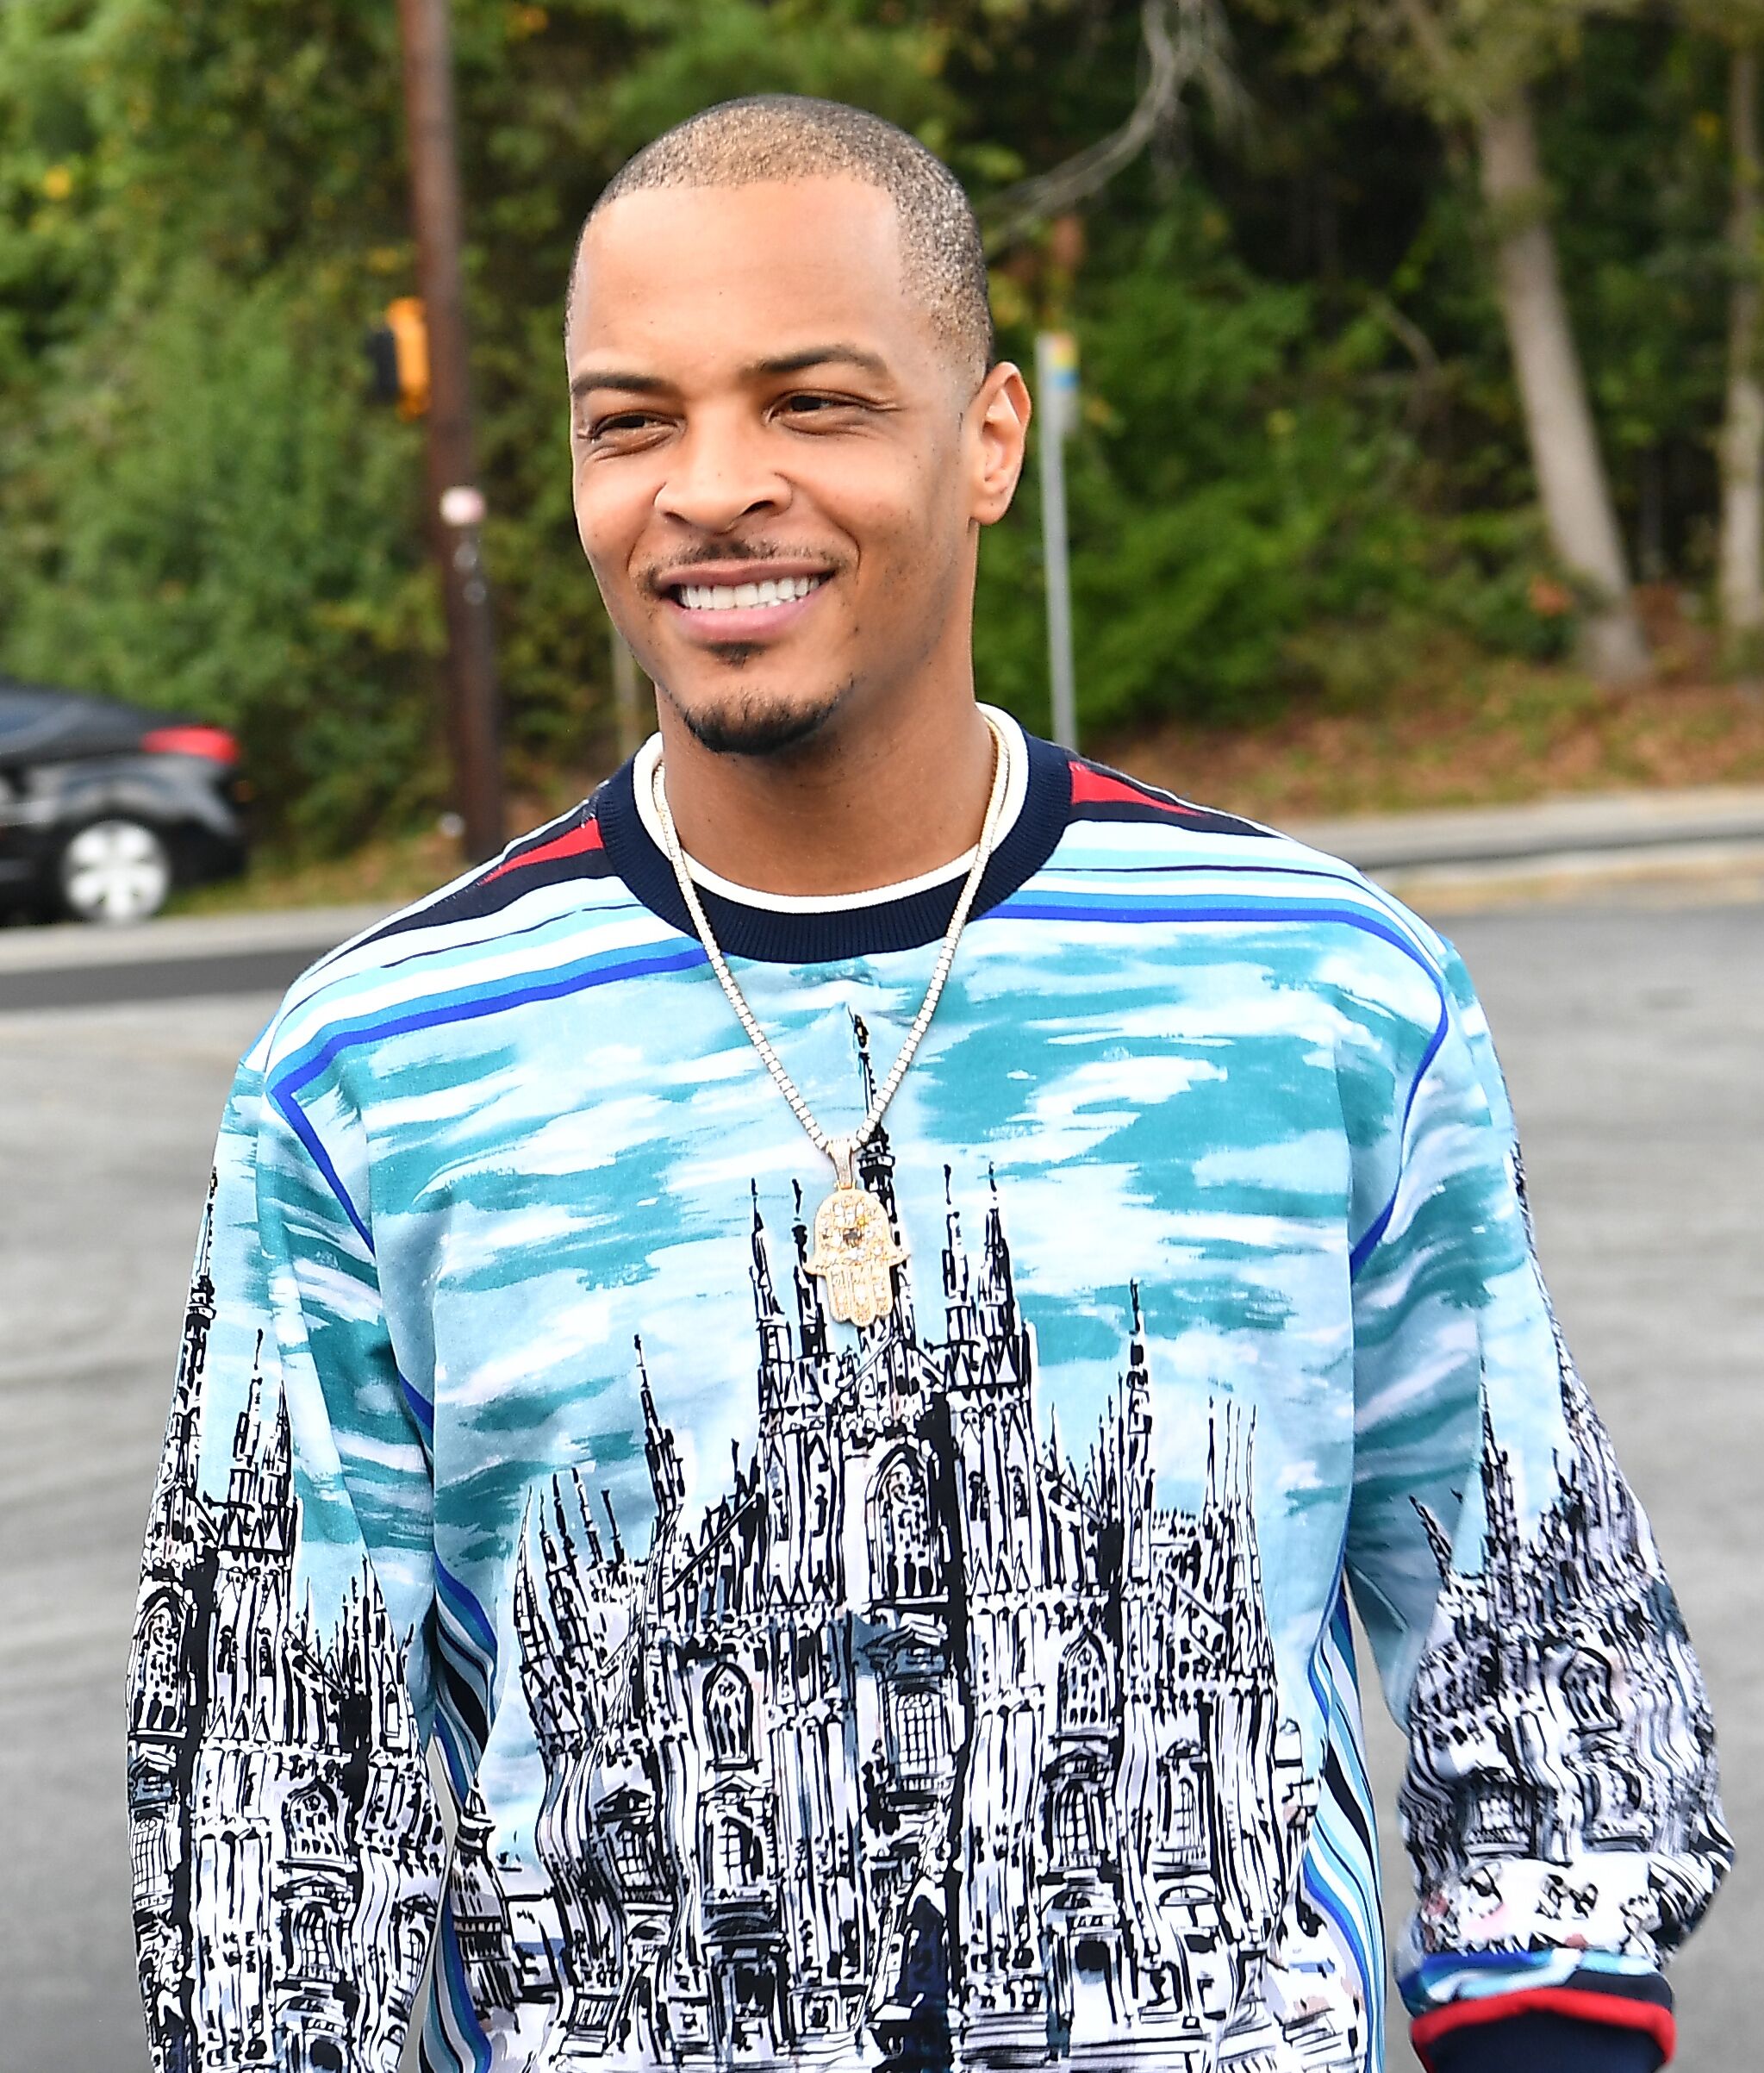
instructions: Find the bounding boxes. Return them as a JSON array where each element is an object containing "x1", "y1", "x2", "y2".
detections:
[{"x1": 127, "y1": 713, "x2": 1730, "y2": 2073}]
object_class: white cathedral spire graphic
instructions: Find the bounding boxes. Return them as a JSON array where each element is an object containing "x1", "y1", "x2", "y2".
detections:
[
  {"x1": 127, "y1": 1185, "x2": 444, "y2": 2073},
  {"x1": 489, "y1": 1027, "x2": 1355, "y2": 2070},
  {"x1": 1399, "y1": 1356, "x2": 1729, "y2": 1959}
]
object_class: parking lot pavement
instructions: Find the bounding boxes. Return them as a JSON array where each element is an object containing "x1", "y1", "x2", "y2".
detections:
[
  {"x1": 0, "y1": 992, "x2": 280, "y2": 2068},
  {"x1": 1, "y1": 896, "x2": 1756, "y2": 2071}
]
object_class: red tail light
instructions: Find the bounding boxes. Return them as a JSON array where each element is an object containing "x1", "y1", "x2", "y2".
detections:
[{"x1": 140, "y1": 724, "x2": 240, "y2": 765}]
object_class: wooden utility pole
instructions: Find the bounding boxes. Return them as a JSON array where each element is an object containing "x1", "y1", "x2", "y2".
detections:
[{"x1": 396, "y1": 0, "x2": 504, "y2": 860}]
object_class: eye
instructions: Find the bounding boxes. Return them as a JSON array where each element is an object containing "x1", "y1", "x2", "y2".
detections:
[
  {"x1": 581, "y1": 409, "x2": 666, "y2": 446},
  {"x1": 776, "y1": 391, "x2": 866, "y2": 423}
]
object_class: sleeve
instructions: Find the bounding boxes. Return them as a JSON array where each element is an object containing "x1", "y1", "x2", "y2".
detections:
[
  {"x1": 1344, "y1": 943, "x2": 1732, "y2": 2071},
  {"x1": 126, "y1": 1042, "x2": 447, "y2": 2073}
]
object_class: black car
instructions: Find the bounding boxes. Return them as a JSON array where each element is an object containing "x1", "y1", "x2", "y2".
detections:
[{"x1": 0, "y1": 678, "x2": 249, "y2": 923}]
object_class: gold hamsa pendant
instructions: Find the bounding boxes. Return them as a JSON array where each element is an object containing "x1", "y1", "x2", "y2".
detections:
[{"x1": 806, "y1": 1180, "x2": 907, "y2": 1328}]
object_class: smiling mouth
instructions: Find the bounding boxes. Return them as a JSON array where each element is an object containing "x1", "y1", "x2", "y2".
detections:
[{"x1": 665, "y1": 572, "x2": 830, "y2": 615}]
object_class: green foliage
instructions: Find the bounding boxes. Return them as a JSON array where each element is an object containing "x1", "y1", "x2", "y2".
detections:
[
  {"x1": 975, "y1": 202, "x2": 1574, "y2": 733},
  {"x1": 983, "y1": 215, "x2": 1395, "y2": 726},
  {"x1": 0, "y1": 0, "x2": 1741, "y2": 846},
  {"x1": 1548, "y1": 21, "x2": 1728, "y2": 540},
  {"x1": 0, "y1": 265, "x2": 442, "y2": 842},
  {"x1": 1273, "y1": 0, "x2": 1611, "y2": 126}
]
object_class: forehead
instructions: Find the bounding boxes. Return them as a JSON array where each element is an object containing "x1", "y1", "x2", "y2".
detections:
[{"x1": 568, "y1": 177, "x2": 939, "y2": 382}]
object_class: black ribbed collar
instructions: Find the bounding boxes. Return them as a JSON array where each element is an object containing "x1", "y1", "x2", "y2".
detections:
[{"x1": 596, "y1": 727, "x2": 1074, "y2": 964}]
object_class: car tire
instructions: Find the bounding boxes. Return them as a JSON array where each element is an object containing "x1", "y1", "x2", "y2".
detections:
[{"x1": 53, "y1": 816, "x2": 175, "y2": 924}]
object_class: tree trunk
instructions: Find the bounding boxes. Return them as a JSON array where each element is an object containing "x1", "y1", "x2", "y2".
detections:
[
  {"x1": 1475, "y1": 93, "x2": 1650, "y2": 684},
  {"x1": 1719, "y1": 42, "x2": 1764, "y2": 657}
]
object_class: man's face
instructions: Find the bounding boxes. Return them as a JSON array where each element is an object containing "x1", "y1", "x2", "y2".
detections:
[{"x1": 566, "y1": 178, "x2": 1025, "y2": 757}]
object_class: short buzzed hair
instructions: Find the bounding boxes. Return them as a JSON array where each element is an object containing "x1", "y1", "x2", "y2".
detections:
[{"x1": 571, "y1": 95, "x2": 994, "y2": 382}]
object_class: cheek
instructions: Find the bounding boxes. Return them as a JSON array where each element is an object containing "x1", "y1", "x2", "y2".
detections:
[
  {"x1": 571, "y1": 465, "x2": 652, "y2": 578},
  {"x1": 812, "y1": 453, "x2": 962, "y2": 596},
  {"x1": 863, "y1": 481, "x2": 968, "y2": 609}
]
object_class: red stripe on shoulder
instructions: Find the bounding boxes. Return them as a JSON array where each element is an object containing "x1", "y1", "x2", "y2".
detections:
[
  {"x1": 483, "y1": 815, "x2": 603, "y2": 884},
  {"x1": 1411, "y1": 1987, "x2": 1674, "y2": 2070},
  {"x1": 1068, "y1": 760, "x2": 1196, "y2": 815}
]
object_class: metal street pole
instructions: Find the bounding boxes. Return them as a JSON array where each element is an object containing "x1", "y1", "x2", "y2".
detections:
[
  {"x1": 396, "y1": 0, "x2": 504, "y2": 861},
  {"x1": 1036, "y1": 331, "x2": 1080, "y2": 752}
]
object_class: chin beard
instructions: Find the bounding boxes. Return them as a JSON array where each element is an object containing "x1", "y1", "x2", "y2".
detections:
[{"x1": 669, "y1": 677, "x2": 854, "y2": 759}]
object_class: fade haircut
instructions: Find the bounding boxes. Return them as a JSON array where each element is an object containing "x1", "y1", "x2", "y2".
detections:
[{"x1": 571, "y1": 95, "x2": 994, "y2": 383}]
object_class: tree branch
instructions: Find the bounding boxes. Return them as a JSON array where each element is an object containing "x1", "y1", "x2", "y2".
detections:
[
  {"x1": 980, "y1": 0, "x2": 1245, "y2": 255},
  {"x1": 1392, "y1": 0, "x2": 1458, "y2": 90},
  {"x1": 1368, "y1": 292, "x2": 1443, "y2": 429}
]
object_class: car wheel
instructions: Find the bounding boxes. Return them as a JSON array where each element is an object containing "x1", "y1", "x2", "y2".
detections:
[{"x1": 54, "y1": 816, "x2": 175, "y2": 924}]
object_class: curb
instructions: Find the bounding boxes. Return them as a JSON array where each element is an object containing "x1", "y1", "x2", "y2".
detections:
[
  {"x1": 0, "y1": 903, "x2": 388, "y2": 975},
  {"x1": 3, "y1": 785, "x2": 1762, "y2": 1007},
  {"x1": 1285, "y1": 784, "x2": 1764, "y2": 872},
  {"x1": 0, "y1": 904, "x2": 390, "y2": 1014}
]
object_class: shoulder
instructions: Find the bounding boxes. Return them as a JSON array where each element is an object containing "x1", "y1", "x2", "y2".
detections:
[
  {"x1": 1048, "y1": 746, "x2": 1455, "y2": 982},
  {"x1": 244, "y1": 789, "x2": 649, "y2": 1086}
]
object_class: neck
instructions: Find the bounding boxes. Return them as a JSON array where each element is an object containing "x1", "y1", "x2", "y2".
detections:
[{"x1": 651, "y1": 691, "x2": 997, "y2": 898}]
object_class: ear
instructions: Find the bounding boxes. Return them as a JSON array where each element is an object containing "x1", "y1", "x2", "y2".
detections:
[{"x1": 968, "y1": 362, "x2": 1032, "y2": 528}]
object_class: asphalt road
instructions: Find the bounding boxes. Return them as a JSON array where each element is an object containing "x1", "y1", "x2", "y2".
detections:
[{"x1": 1, "y1": 894, "x2": 1757, "y2": 2070}]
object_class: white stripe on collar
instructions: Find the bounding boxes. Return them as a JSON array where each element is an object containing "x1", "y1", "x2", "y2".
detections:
[{"x1": 631, "y1": 705, "x2": 1030, "y2": 914}]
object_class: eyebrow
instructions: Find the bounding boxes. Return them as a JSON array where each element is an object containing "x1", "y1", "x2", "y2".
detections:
[
  {"x1": 569, "y1": 367, "x2": 669, "y2": 403},
  {"x1": 751, "y1": 344, "x2": 892, "y2": 380},
  {"x1": 569, "y1": 342, "x2": 893, "y2": 403}
]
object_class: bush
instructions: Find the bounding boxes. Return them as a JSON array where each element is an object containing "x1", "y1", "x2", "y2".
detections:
[
  {"x1": 0, "y1": 265, "x2": 443, "y2": 846},
  {"x1": 975, "y1": 209, "x2": 1566, "y2": 735}
]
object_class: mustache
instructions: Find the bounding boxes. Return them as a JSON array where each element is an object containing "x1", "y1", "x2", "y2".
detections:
[{"x1": 643, "y1": 544, "x2": 840, "y2": 590}]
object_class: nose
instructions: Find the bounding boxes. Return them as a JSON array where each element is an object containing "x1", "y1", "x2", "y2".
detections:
[{"x1": 653, "y1": 409, "x2": 789, "y2": 534}]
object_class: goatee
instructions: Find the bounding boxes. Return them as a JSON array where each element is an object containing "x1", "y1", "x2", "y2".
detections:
[{"x1": 669, "y1": 678, "x2": 854, "y2": 759}]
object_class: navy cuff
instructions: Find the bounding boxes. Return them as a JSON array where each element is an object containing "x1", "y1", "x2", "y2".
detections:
[{"x1": 1427, "y1": 2012, "x2": 1665, "y2": 2073}]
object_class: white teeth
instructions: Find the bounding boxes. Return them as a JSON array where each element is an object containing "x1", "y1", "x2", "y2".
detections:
[{"x1": 676, "y1": 574, "x2": 822, "y2": 611}]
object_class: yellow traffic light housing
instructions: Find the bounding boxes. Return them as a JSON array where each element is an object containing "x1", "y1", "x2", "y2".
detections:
[{"x1": 365, "y1": 297, "x2": 430, "y2": 417}]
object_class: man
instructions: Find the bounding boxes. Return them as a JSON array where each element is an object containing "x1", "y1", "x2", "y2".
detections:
[{"x1": 128, "y1": 96, "x2": 1728, "y2": 2073}]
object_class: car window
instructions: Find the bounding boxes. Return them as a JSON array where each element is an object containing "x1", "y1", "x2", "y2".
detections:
[{"x1": 0, "y1": 684, "x2": 145, "y2": 765}]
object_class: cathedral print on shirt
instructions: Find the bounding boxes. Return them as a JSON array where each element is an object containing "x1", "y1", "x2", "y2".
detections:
[
  {"x1": 128, "y1": 1178, "x2": 445, "y2": 2073},
  {"x1": 441, "y1": 1038, "x2": 1373, "y2": 2073},
  {"x1": 128, "y1": 1107, "x2": 1370, "y2": 2073},
  {"x1": 487, "y1": 1157, "x2": 1354, "y2": 2069}
]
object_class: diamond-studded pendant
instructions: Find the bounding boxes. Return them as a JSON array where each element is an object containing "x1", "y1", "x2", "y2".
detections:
[{"x1": 805, "y1": 1139, "x2": 907, "y2": 1328}]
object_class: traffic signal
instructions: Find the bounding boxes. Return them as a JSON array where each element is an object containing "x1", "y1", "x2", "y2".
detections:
[{"x1": 365, "y1": 297, "x2": 429, "y2": 417}]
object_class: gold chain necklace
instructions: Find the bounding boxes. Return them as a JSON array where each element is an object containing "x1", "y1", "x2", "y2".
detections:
[{"x1": 650, "y1": 715, "x2": 1011, "y2": 1328}]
